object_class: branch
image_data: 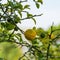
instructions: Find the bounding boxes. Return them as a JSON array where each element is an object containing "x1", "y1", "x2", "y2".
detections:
[
  {"x1": 46, "y1": 23, "x2": 53, "y2": 60},
  {"x1": 52, "y1": 29, "x2": 60, "y2": 33},
  {"x1": 20, "y1": 13, "x2": 43, "y2": 20},
  {"x1": 19, "y1": 0, "x2": 27, "y2": 3},
  {"x1": 46, "y1": 24, "x2": 60, "y2": 60},
  {"x1": 0, "y1": 38, "x2": 42, "y2": 54},
  {"x1": 0, "y1": 39, "x2": 42, "y2": 57},
  {"x1": 13, "y1": 23, "x2": 24, "y2": 34},
  {"x1": 32, "y1": 46, "x2": 42, "y2": 53},
  {"x1": 51, "y1": 34, "x2": 60, "y2": 43},
  {"x1": 19, "y1": 47, "x2": 31, "y2": 60},
  {"x1": 46, "y1": 43, "x2": 50, "y2": 60}
]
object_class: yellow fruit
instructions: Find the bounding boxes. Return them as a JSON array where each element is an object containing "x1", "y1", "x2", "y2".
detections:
[
  {"x1": 51, "y1": 34, "x2": 55, "y2": 39},
  {"x1": 24, "y1": 29, "x2": 36, "y2": 40}
]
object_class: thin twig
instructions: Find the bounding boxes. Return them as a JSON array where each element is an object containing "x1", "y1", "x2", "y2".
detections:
[
  {"x1": 19, "y1": 0, "x2": 27, "y2": 3},
  {"x1": 52, "y1": 29, "x2": 60, "y2": 33},
  {"x1": 13, "y1": 22, "x2": 24, "y2": 34},
  {"x1": 51, "y1": 34, "x2": 60, "y2": 43},
  {"x1": 46, "y1": 43, "x2": 50, "y2": 60},
  {"x1": 46, "y1": 23, "x2": 53, "y2": 60},
  {"x1": 20, "y1": 13, "x2": 43, "y2": 20},
  {"x1": 19, "y1": 47, "x2": 31, "y2": 60}
]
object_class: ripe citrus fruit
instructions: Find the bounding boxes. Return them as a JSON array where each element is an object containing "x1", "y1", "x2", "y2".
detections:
[{"x1": 24, "y1": 29, "x2": 36, "y2": 40}]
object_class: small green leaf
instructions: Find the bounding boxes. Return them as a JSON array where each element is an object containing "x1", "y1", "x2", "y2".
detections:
[
  {"x1": 31, "y1": 17, "x2": 36, "y2": 24},
  {"x1": 36, "y1": 28, "x2": 44, "y2": 36},
  {"x1": 18, "y1": 3, "x2": 23, "y2": 10},
  {"x1": 14, "y1": 34, "x2": 20, "y2": 40},
  {"x1": 24, "y1": 5, "x2": 30, "y2": 9},
  {"x1": 36, "y1": 2, "x2": 40, "y2": 9},
  {"x1": 14, "y1": 17, "x2": 20, "y2": 23},
  {"x1": 19, "y1": 34, "x2": 23, "y2": 42},
  {"x1": 18, "y1": 10, "x2": 22, "y2": 18},
  {"x1": 37, "y1": 53, "x2": 43, "y2": 60},
  {"x1": 37, "y1": 0, "x2": 43, "y2": 4},
  {"x1": 17, "y1": 34, "x2": 23, "y2": 42},
  {"x1": 6, "y1": 22, "x2": 15, "y2": 30},
  {"x1": 27, "y1": 13, "x2": 33, "y2": 18},
  {"x1": 8, "y1": 1, "x2": 14, "y2": 8},
  {"x1": 14, "y1": 33, "x2": 23, "y2": 42},
  {"x1": 14, "y1": 15, "x2": 20, "y2": 23}
]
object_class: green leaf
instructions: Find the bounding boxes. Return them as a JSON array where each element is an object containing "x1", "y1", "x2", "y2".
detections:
[
  {"x1": 36, "y1": 2, "x2": 40, "y2": 9},
  {"x1": 36, "y1": 51, "x2": 43, "y2": 60},
  {"x1": 27, "y1": 13, "x2": 33, "y2": 18},
  {"x1": 37, "y1": 0, "x2": 43, "y2": 4},
  {"x1": 31, "y1": 17, "x2": 36, "y2": 24},
  {"x1": 14, "y1": 17, "x2": 20, "y2": 23},
  {"x1": 36, "y1": 28, "x2": 44, "y2": 36},
  {"x1": 19, "y1": 34, "x2": 23, "y2": 42},
  {"x1": 24, "y1": 5, "x2": 30, "y2": 9},
  {"x1": 14, "y1": 33, "x2": 23, "y2": 42},
  {"x1": 16, "y1": 33, "x2": 23, "y2": 42},
  {"x1": 8, "y1": 1, "x2": 14, "y2": 8},
  {"x1": 18, "y1": 3, "x2": 23, "y2": 10},
  {"x1": 14, "y1": 15, "x2": 20, "y2": 23},
  {"x1": 18, "y1": 10, "x2": 22, "y2": 18},
  {"x1": 6, "y1": 22, "x2": 15, "y2": 30},
  {"x1": 14, "y1": 34, "x2": 20, "y2": 40}
]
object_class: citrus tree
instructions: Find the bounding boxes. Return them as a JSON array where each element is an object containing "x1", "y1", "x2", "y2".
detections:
[{"x1": 0, "y1": 0, "x2": 60, "y2": 60}]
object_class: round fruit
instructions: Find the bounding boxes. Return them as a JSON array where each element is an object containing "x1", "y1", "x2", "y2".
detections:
[
  {"x1": 24, "y1": 29, "x2": 36, "y2": 40},
  {"x1": 40, "y1": 32, "x2": 45, "y2": 38}
]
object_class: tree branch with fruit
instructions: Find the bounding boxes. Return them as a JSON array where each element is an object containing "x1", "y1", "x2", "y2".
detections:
[{"x1": 0, "y1": 0, "x2": 60, "y2": 60}]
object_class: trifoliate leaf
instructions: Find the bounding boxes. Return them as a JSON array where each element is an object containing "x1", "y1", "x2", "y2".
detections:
[{"x1": 31, "y1": 17, "x2": 36, "y2": 24}]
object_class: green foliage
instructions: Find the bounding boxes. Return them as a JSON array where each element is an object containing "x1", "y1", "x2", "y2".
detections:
[
  {"x1": 24, "y1": 5, "x2": 30, "y2": 9},
  {"x1": 0, "y1": 0, "x2": 60, "y2": 60},
  {"x1": 33, "y1": 0, "x2": 43, "y2": 9},
  {"x1": 36, "y1": 28, "x2": 44, "y2": 36},
  {"x1": 37, "y1": 0, "x2": 43, "y2": 4},
  {"x1": 36, "y1": 2, "x2": 40, "y2": 9}
]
